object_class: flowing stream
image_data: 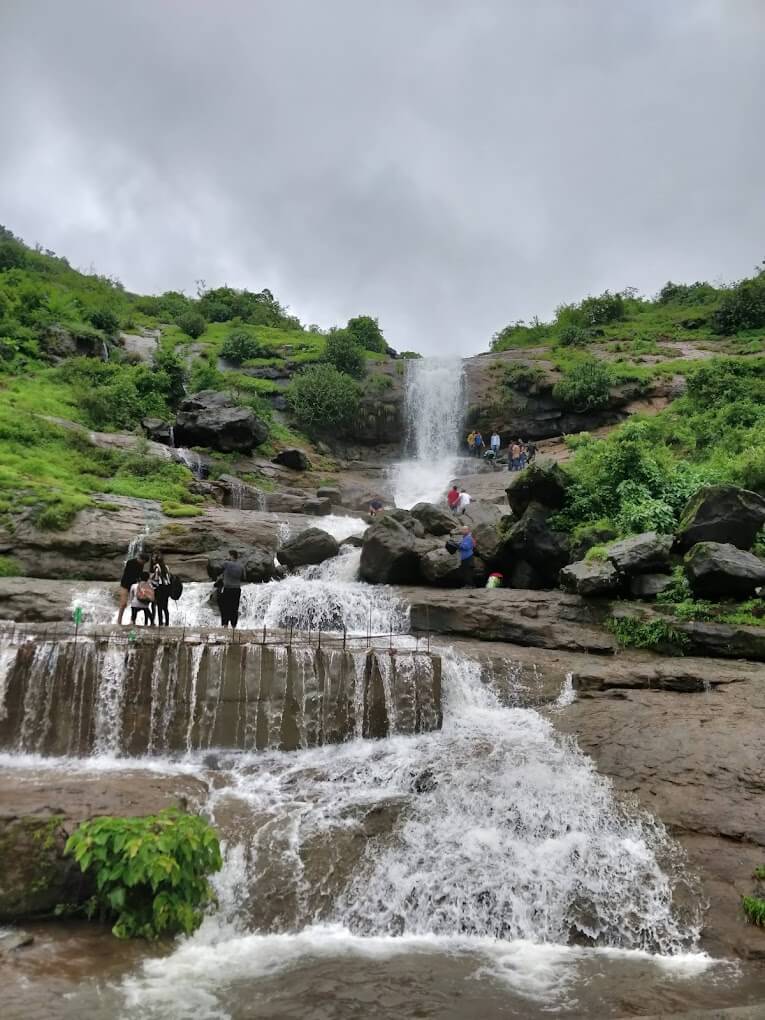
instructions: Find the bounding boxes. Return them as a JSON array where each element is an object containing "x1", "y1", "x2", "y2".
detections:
[{"x1": 0, "y1": 359, "x2": 753, "y2": 1018}]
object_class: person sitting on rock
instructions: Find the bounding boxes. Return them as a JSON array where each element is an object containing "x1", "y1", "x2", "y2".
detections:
[
  {"x1": 368, "y1": 498, "x2": 384, "y2": 517},
  {"x1": 217, "y1": 550, "x2": 246, "y2": 629},
  {"x1": 447, "y1": 485, "x2": 461, "y2": 512},
  {"x1": 129, "y1": 571, "x2": 155, "y2": 626},
  {"x1": 458, "y1": 526, "x2": 476, "y2": 588},
  {"x1": 117, "y1": 551, "x2": 146, "y2": 624}
]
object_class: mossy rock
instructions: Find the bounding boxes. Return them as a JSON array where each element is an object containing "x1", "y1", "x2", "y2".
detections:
[{"x1": 0, "y1": 815, "x2": 88, "y2": 920}]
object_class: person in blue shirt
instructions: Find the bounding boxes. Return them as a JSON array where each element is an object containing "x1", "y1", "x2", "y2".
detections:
[
  {"x1": 458, "y1": 526, "x2": 476, "y2": 587},
  {"x1": 473, "y1": 432, "x2": 485, "y2": 457}
]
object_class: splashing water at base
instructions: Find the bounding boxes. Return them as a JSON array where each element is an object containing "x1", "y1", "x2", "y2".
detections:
[{"x1": 391, "y1": 357, "x2": 465, "y2": 508}]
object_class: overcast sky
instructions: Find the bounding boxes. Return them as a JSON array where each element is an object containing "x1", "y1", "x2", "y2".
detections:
[{"x1": 1, "y1": 1, "x2": 763, "y2": 354}]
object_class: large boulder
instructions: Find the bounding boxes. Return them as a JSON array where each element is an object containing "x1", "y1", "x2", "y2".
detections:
[
  {"x1": 277, "y1": 528, "x2": 339, "y2": 570},
  {"x1": 420, "y1": 546, "x2": 462, "y2": 585},
  {"x1": 559, "y1": 559, "x2": 621, "y2": 596},
  {"x1": 410, "y1": 502, "x2": 457, "y2": 536},
  {"x1": 629, "y1": 573, "x2": 674, "y2": 599},
  {"x1": 382, "y1": 509, "x2": 425, "y2": 537},
  {"x1": 174, "y1": 390, "x2": 268, "y2": 453},
  {"x1": 142, "y1": 417, "x2": 174, "y2": 445},
  {"x1": 499, "y1": 502, "x2": 571, "y2": 586},
  {"x1": 316, "y1": 486, "x2": 342, "y2": 504},
  {"x1": 684, "y1": 542, "x2": 765, "y2": 598},
  {"x1": 505, "y1": 460, "x2": 567, "y2": 516},
  {"x1": 272, "y1": 448, "x2": 312, "y2": 471},
  {"x1": 605, "y1": 532, "x2": 673, "y2": 575},
  {"x1": 359, "y1": 516, "x2": 419, "y2": 584},
  {"x1": 462, "y1": 501, "x2": 504, "y2": 529},
  {"x1": 676, "y1": 485, "x2": 765, "y2": 551}
]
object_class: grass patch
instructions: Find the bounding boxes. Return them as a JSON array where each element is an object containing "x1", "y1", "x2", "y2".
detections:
[
  {"x1": 743, "y1": 896, "x2": 765, "y2": 927},
  {"x1": 0, "y1": 555, "x2": 21, "y2": 577},
  {"x1": 608, "y1": 615, "x2": 690, "y2": 654}
]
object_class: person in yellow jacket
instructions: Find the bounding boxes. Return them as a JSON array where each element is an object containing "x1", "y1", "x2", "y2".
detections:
[{"x1": 466, "y1": 431, "x2": 476, "y2": 453}]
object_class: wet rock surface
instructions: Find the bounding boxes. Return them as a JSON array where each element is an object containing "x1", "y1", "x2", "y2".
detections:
[
  {"x1": 174, "y1": 390, "x2": 269, "y2": 453},
  {"x1": 559, "y1": 558, "x2": 621, "y2": 596},
  {"x1": 277, "y1": 527, "x2": 340, "y2": 569},
  {"x1": 684, "y1": 542, "x2": 765, "y2": 598},
  {"x1": 676, "y1": 484, "x2": 765, "y2": 551},
  {"x1": 504, "y1": 459, "x2": 568, "y2": 516},
  {"x1": 605, "y1": 531, "x2": 673, "y2": 574}
]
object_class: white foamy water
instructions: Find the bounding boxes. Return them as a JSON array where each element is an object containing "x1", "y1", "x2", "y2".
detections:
[
  {"x1": 109, "y1": 651, "x2": 706, "y2": 1018},
  {"x1": 391, "y1": 357, "x2": 464, "y2": 508}
]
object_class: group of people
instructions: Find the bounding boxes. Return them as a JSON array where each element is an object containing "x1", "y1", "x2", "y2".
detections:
[
  {"x1": 466, "y1": 430, "x2": 502, "y2": 458},
  {"x1": 116, "y1": 548, "x2": 246, "y2": 629},
  {"x1": 446, "y1": 485, "x2": 472, "y2": 514},
  {"x1": 117, "y1": 551, "x2": 176, "y2": 626},
  {"x1": 506, "y1": 439, "x2": 536, "y2": 471}
]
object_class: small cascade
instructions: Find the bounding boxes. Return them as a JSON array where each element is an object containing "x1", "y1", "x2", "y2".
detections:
[
  {"x1": 169, "y1": 425, "x2": 175, "y2": 448},
  {"x1": 176, "y1": 447, "x2": 204, "y2": 479},
  {"x1": 229, "y1": 479, "x2": 246, "y2": 510},
  {"x1": 391, "y1": 357, "x2": 465, "y2": 508},
  {"x1": 101, "y1": 339, "x2": 110, "y2": 362},
  {"x1": 0, "y1": 628, "x2": 441, "y2": 756}
]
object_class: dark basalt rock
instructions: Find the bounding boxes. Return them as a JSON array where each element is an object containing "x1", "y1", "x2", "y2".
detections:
[
  {"x1": 505, "y1": 460, "x2": 568, "y2": 516},
  {"x1": 272, "y1": 448, "x2": 312, "y2": 471},
  {"x1": 629, "y1": 573, "x2": 674, "y2": 599},
  {"x1": 605, "y1": 532, "x2": 673, "y2": 575},
  {"x1": 684, "y1": 541, "x2": 765, "y2": 598},
  {"x1": 277, "y1": 528, "x2": 340, "y2": 570},
  {"x1": 499, "y1": 502, "x2": 571, "y2": 586},
  {"x1": 559, "y1": 559, "x2": 622, "y2": 596},
  {"x1": 174, "y1": 390, "x2": 268, "y2": 453},
  {"x1": 360, "y1": 516, "x2": 420, "y2": 584},
  {"x1": 676, "y1": 485, "x2": 765, "y2": 551},
  {"x1": 410, "y1": 502, "x2": 458, "y2": 536}
]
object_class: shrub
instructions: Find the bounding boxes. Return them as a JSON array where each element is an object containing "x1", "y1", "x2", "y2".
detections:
[
  {"x1": 287, "y1": 363, "x2": 360, "y2": 434},
  {"x1": 346, "y1": 315, "x2": 386, "y2": 353},
  {"x1": 324, "y1": 329, "x2": 366, "y2": 378},
  {"x1": 188, "y1": 358, "x2": 224, "y2": 393},
  {"x1": 579, "y1": 290, "x2": 625, "y2": 326},
  {"x1": 608, "y1": 616, "x2": 690, "y2": 654},
  {"x1": 0, "y1": 555, "x2": 20, "y2": 576},
  {"x1": 399, "y1": 351, "x2": 422, "y2": 359},
  {"x1": 220, "y1": 328, "x2": 266, "y2": 364},
  {"x1": 712, "y1": 272, "x2": 765, "y2": 335},
  {"x1": 658, "y1": 280, "x2": 717, "y2": 305},
  {"x1": 64, "y1": 809, "x2": 222, "y2": 939},
  {"x1": 558, "y1": 325, "x2": 588, "y2": 347},
  {"x1": 552, "y1": 358, "x2": 611, "y2": 411},
  {"x1": 176, "y1": 310, "x2": 207, "y2": 339},
  {"x1": 743, "y1": 896, "x2": 765, "y2": 927},
  {"x1": 152, "y1": 348, "x2": 187, "y2": 407},
  {"x1": 503, "y1": 362, "x2": 546, "y2": 392},
  {"x1": 88, "y1": 308, "x2": 120, "y2": 335}
]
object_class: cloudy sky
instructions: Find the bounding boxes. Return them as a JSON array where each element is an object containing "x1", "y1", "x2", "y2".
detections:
[{"x1": 1, "y1": 1, "x2": 763, "y2": 354}]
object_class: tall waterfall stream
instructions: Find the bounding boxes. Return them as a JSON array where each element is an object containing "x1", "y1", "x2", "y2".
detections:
[{"x1": 0, "y1": 360, "x2": 748, "y2": 1018}]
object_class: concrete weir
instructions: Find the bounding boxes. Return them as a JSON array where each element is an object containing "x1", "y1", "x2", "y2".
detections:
[{"x1": 0, "y1": 624, "x2": 442, "y2": 756}]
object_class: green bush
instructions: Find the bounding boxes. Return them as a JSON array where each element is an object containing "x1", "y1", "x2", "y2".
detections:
[
  {"x1": 399, "y1": 351, "x2": 422, "y2": 359},
  {"x1": 346, "y1": 315, "x2": 386, "y2": 353},
  {"x1": 558, "y1": 325, "x2": 588, "y2": 347},
  {"x1": 658, "y1": 280, "x2": 717, "y2": 305},
  {"x1": 220, "y1": 328, "x2": 266, "y2": 364},
  {"x1": 608, "y1": 616, "x2": 690, "y2": 654},
  {"x1": 88, "y1": 308, "x2": 119, "y2": 335},
  {"x1": 712, "y1": 271, "x2": 765, "y2": 334},
  {"x1": 579, "y1": 290, "x2": 625, "y2": 326},
  {"x1": 504, "y1": 362, "x2": 546, "y2": 392},
  {"x1": 287, "y1": 363, "x2": 360, "y2": 434},
  {"x1": 176, "y1": 310, "x2": 207, "y2": 339},
  {"x1": 324, "y1": 329, "x2": 365, "y2": 378},
  {"x1": 0, "y1": 555, "x2": 21, "y2": 576},
  {"x1": 552, "y1": 358, "x2": 611, "y2": 411},
  {"x1": 64, "y1": 809, "x2": 222, "y2": 939},
  {"x1": 188, "y1": 358, "x2": 224, "y2": 394}
]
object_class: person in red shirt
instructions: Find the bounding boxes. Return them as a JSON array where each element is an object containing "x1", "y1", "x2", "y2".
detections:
[{"x1": 447, "y1": 485, "x2": 460, "y2": 511}]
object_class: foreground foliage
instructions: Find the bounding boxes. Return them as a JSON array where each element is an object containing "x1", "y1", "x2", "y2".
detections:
[
  {"x1": 287, "y1": 363, "x2": 361, "y2": 435},
  {"x1": 64, "y1": 809, "x2": 222, "y2": 939}
]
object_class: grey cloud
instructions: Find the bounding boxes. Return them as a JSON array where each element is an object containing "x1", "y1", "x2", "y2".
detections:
[{"x1": 1, "y1": 0, "x2": 763, "y2": 353}]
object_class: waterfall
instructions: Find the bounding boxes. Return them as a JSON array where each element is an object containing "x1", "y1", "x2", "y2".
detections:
[
  {"x1": 391, "y1": 357, "x2": 465, "y2": 508},
  {"x1": 176, "y1": 447, "x2": 204, "y2": 479}
]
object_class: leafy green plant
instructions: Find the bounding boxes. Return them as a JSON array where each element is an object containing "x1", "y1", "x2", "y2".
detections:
[
  {"x1": 346, "y1": 315, "x2": 386, "y2": 353},
  {"x1": 188, "y1": 357, "x2": 224, "y2": 394},
  {"x1": 558, "y1": 324, "x2": 588, "y2": 347},
  {"x1": 712, "y1": 269, "x2": 765, "y2": 334},
  {"x1": 88, "y1": 308, "x2": 119, "y2": 335},
  {"x1": 0, "y1": 555, "x2": 21, "y2": 576},
  {"x1": 584, "y1": 544, "x2": 608, "y2": 562},
  {"x1": 503, "y1": 362, "x2": 546, "y2": 392},
  {"x1": 220, "y1": 328, "x2": 266, "y2": 364},
  {"x1": 176, "y1": 310, "x2": 207, "y2": 339},
  {"x1": 608, "y1": 615, "x2": 690, "y2": 653},
  {"x1": 324, "y1": 329, "x2": 366, "y2": 378},
  {"x1": 553, "y1": 357, "x2": 611, "y2": 411},
  {"x1": 742, "y1": 896, "x2": 765, "y2": 927},
  {"x1": 64, "y1": 809, "x2": 222, "y2": 940},
  {"x1": 287, "y1": 363, "x2": 361, "y2": 434}
]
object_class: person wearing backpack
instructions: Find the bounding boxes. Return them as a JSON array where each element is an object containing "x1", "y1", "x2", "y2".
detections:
[
  {"x1": 149, "y1": 551, "x2": 172, "y2": 627},
  {"x1": 129, "y1": 571, "x2": 155, "y2": 625},
  {"x1": 117, "y1": 552, "x2": 146, "y2": 624}
]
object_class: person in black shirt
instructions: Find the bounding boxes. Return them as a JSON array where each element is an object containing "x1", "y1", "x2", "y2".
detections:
[{"x1": 117, "y1": 553, "x2": 146, "y2": 624}]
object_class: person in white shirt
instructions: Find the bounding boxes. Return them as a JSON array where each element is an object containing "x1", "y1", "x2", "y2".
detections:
[
  {"x1": 490, "y1": 432, "x2": 500, "y2": 454},
  {"x1": 457, "y1": 489, "x2": 472, "y2": 514}
]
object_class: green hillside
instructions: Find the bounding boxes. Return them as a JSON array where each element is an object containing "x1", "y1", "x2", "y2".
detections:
[{"x1": 0, "y1": 227, "x2": 392, "y2": 533}]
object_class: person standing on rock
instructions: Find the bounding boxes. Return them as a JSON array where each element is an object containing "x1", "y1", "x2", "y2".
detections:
[
  {"x1": 466, "y1": 431, "x2": 476, "y2": 455},
  {"x1": 149, "y1": 551, "x2": 172, "y2": 627},
  {"x1": 490, "y1": 431, "x2": 501, "y2": 456},
  {"x1": 457, "y1": 488, "x2": 472, "y2": 514},
  {"x1": 117, "y1": 551, "x2": 146, "y2": 624},
  {"x1": 473, "y1": 431, "x2": 485, "y2": 457},
  {"x1": 458, "y1": 526, "x2": 476, "y2": 587},
  {"x1": 447, "y1": 484, "x2": 460, "y2": 512},
  {"x1": 129, "y1": 571, "x2": 155, "y2": 626},
  {"x1": 217, "y1": 550, "x2": 246, "y2": 629}
]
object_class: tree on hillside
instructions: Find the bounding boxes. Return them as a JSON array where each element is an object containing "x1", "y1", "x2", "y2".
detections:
[
  {"x1": 347, "y1": 315, "x2": 386, "y2": 353},
  {"x1": 324, "y1": 329, "x2": 365, "y2": 378},
  {"x1": 287, "y1": 363, "x2": 360, "y2": 434},
  {"x1": 176, "y1": 310, "x2": 207, "y2": 339}
]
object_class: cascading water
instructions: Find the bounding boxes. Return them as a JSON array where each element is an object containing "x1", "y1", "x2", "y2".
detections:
[{"x1": 391, "y1": 357, "x2": 465, "y2": 508}]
